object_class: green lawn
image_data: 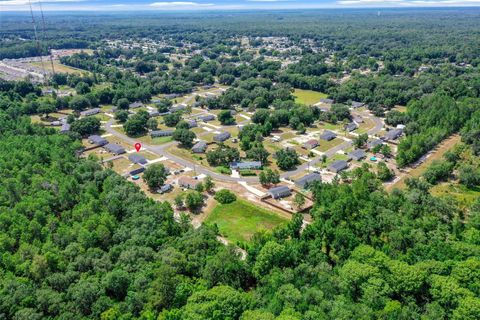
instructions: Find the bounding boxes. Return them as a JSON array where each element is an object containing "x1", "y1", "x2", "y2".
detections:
[
  {"x1": 431, "y1": 183, "x2": 480, "y2": 208},
  {"x1": 205, "y1": 199, "x2": 288, "y2": 244},
  {"x1": 293, "y1": 89, "x2": 327, "y2": 105}
]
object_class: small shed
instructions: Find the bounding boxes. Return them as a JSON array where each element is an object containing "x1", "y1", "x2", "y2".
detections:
[{"x1": 158, "y1": 184, "x2": 172, "y2": 194}]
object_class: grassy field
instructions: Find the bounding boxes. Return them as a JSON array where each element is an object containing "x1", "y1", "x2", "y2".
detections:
[
  {"x1": 205, "y1": 199, "x2": 288, "y2": 244},
  {"x1": 389, "y1": 134, "x2": 461, "y2": 190},
  {"x1": 293, "y1": 89, "x2": 327, "y2": 105},
  {"x1": 31, "y1": 60, "x2": 85, "y2": 74},
  {"x1": 431, "y1": 183, "x2": 480, "y2": 208}
]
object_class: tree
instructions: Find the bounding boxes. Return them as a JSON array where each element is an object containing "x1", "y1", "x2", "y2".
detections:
[
  {"x1": 70, "y1": 117, "x2": 100, "y2": 136},
  {"x1": 276, "y1": 148, "x2": 300, "y2": 171},
  {"x1": 185, "y1": 191, "x2": 204, "y2": 211},
  {"x1": 206, "y1": 145, "x2": 240, "y2": 167},
  {"x1": 70, "y1": 95, "x2": 91, "y2": 112},
  {"x1": 377, "y1": 162, "x2": 395, "y2": 182},
  {"x1": 38, "y1": 101, "x2": 56, "y2": 118},
  {"x1": 114, "y1": 110, "x2": 129, "y2": 123},
  {"x1": 75, "y1": 82, "x2": 91, "y2": 95},
  {"x1": 354, "y1": 133, "x2": 368, "y2": 148},
  {"x1": 123, "y1": 114, "x2": 148, "y2": 136},
  {"x1": 146, "y1": 118, "x2": 158, "y2": 130},
  {"x1": 458, "y1": 164, "x2": 480, "y2": 188},
  {"x1": 246, "y1": 144, "x2": 269, "y2": 164},
  {"x1": 174, "y1": 194, "x2": 185, "y2": 209},
  {"x1": 116, "y1": 98, "x2": 130, "y2": 110},
  {"x1": 164, "y1": 112, "x2": 182, "y2": 127},
  {"x1": 218, "y1": 110, "x2": 235, "y2": 125},
  {"x1": 214, "y1": 189, "x2": 237, "y2": 204},
  {"x1": 173, "y1": 129, "x2": 196, "y2": 148},
  {"x1": 423, "y1": 160, "x2": 453, "y2": 184},
  {"x1": 294, "y1": 193, "x2": 305, "y2": 209},
  {"x1": 143, "y1": 163, "x2": 168, "y2": 191},
  {"x1": 204, "y1": 175, "x2": 215, "y2": 193},
  {"x1": 104, "y1": 270, "x2": 130, "y2": 300}
]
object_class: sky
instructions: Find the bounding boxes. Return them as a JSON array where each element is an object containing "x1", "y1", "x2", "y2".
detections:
[{"x1": 1, "y1": 0, "x2": 480, "y2": 11}]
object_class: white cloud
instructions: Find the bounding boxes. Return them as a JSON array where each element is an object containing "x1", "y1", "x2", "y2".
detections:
[
  {"x1": 0, "y1": 0, "x2": 82, "y2": 6},
  {"x1": 246, "y1": 0, "x2": 289, "y2": 2},
  {"x1": 149, "y1": 1, "x2": 214, "y2": 8},
  {"x1": 337, "y1": 0, "x2": 480, "y2": 5}
]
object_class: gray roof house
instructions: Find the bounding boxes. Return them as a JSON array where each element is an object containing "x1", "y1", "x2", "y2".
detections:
[
  {"x1": 384, "y1": 128, "x2": 403, "y2": 141},
  {"x1": 351, "y1": 101, "x2": 365, "y2": 108},
  {"x1": 230, "y1": 161, "x2": 262, "y2": 170},
  {"x1": 128, "y1": 154, "x2": 148, "y2": 165},
  {"x1": 367, "y1": 139, "x2": 383, "y2": 150},
  {"x1": 130, "y1": 167, "x2": 145, "y2": 176},
  {"x1": 295, "y1": 173, "x2": 321, "y2": 189},
  {"x1": 80, "y1": 108, "x2": 101, "y2": 117},
  {"x1": 320, "y1": 130, "x2": 337, "y2": 141},
  {"x1": 148, "y1": 110, "x2": 160, "y2": 117},
  {"x1": 158, "y1": 184, "x2": 172, "y2": 194},
  {"x1": 348, "y1": 149, "x2": 366, "y2": 161},
  {"x1": 345, "y1": 122, "x2": 358, "y2": 132},
  {"x1": 329, "y1": 160, "x2": 348, "y2": 173},
  {"x1": 129, "y1": 102, "x2": 143, "y2": 109},
  {"x1": 88, "y1": 135, "x2": 108, "y2": 146},
  {"x1": 165, "y1": 93, "x2": 181, "y2": 99},
  {"x1": 170, "y1": 104, "x2": 187, "y2": 112},
  {"x1": 213, "y1": 132, "x2": 231, "y2": 142},
  {"x1": 104, "y1": 143, "x2": 126, "y2": 155},
  {"x1": 302, "y1": 139, "x2": 319, "y2": 150},
  {"x1": 320, "y1": 98, "x2": 334, "y2": 104},
  {"x1": 199, "y1": 114, "x2": 215, "y2": 122},
  {"x1": 192, "y1": 141, "x2": 207, "y2": 153},
  {"x1": 268, "y1": 185, "x2": 292, "y2": 199},
  {"x1": 60, "y1": 123, "x2": 71, "y2": 134},
  {"x1": 151, "y1": 130, "x2": 174, "y2": 138},
  {"x1": 187, "y1": 120, "x2": 198, "y2": 128}
]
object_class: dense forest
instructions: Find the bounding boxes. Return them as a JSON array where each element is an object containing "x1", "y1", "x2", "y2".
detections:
[{"x1": 1, "y1": 9, "x2": 480, "y2": 320}]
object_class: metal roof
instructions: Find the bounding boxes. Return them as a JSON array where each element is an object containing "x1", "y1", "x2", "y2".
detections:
[
  {"x1": 295, "y1": 173, "x2": 321, "y2": 189},
  {"x1": 128, "y1": 154, "x2": 148, "y2": 164}
]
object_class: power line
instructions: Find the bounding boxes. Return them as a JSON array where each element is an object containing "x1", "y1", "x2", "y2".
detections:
[
  {"x1": 27, "y1": 0, "x2": 47, "y2": 84},
  {"x1": 38, "y1": 0, "x2": 56, "y2": 76}
]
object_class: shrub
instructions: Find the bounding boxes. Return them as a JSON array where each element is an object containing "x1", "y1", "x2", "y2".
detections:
[{"x1": 214, "y1": 189, "x2": 237, "y2": 204}]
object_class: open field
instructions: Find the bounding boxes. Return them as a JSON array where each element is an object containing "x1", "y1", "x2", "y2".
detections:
[
  {"x1": 204, "y1": 199, "x2": 288, "y2": 244},
  {"x1": 30, "y1": 60, "x2": 86, "y2": 74},
  {"x1": 431, "y1": 183, "x2": 480, "y2": 208},
  {"x1": 293, "y1": 89, "x2": 327, "y2": 105},
  {"x1": 388, "y1": 134, "x2": 461, "y2": 190}
]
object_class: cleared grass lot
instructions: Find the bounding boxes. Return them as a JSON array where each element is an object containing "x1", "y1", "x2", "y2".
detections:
[
  {"x1": 293, "y1": 89, "x2": 327, "y2": 105},
  {"x1": 205, "y1": 199, "x2": 288, "y2": 244}
]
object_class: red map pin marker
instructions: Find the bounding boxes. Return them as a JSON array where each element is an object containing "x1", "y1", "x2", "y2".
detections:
[{"x1": 134, "y1": 143, "x2": 142, "y2": 152}]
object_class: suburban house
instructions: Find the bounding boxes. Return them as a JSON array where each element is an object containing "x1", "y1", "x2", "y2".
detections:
[
  {"x1": 367, "y1": 139, "x2": 383, "y2": 150},
  {"x1": 319, "y1": 98, "x2": 334, "y2": 105},
  {"x1": 230, "y1": 161, "x2": 262, "y2": 170},
  {"x1": 329, "y1": 160, "x2": 348, "y2": 173},
  {"x1": 191, "y1": 141, "x2": 208, "y2": 153},
  {"x1": 60, "y1": 123, "x2": 71, "y2": 134},
  {"x1": 164, "y1": 93, "x2": 181, "y2": 99},
  {"x1": 348, "y1": 149, "x2": 367, "y2": 161},
  {"x1": 170, "y1": 104, "x2": 187, "y2": 112},
  {"x1": 351, "y1": 101, "x2": 365, "y2": 108},
  {"x1": 268, "y1": 185, "x2": 292, "y2": 199},
  {"x1": 151, "y1": 130, "x2": 174, "y2": 138},
  {"x1": 295, "y1": 173, "x2": 321, "y2": 189},
  {"x1": 104, "y1": 143, "x2": 126, "y2": 155},
  {"x1": 213, "y1": 132, "x2": 231, "y2": 142},
  {"x1": 158, "y1": 184, "x2": 172, "y2": 194},
  {"x1": 320, "y1": 130, "x2": 337, "y2": 141},
  {"x1": 88, "y1": 135, "x2": 108, "y2": 146},
  {"x1": 199, "y1": 114, "x2": 215, "y2": 122},
  {"x1": 345, "y1": 122, "x2": 358, "y2": 132},
  {"x1": 302, "y1": 139, "x2": 319, "y2": 150},
  {"x1": 128, "y1": 154, "x2": 148, "y2": 165},
  {"x1": 384, "y1": 128, "x2": 403, "y2": 141},
  {"x1": 80, "y1": 108, "x2": 101, "y2": 117},
  {"x1": 178, "y1": 176, "x2": 201, "y2": 189},
  {"x1": 186, "y1": 120, "x2": 198, "y2": 128},
  {"x1": 129, "y1": 101, "x2": 143, "y2": 109},
  {"x1": 148, "y1": 110, "x2": 160, "y2": 117}
]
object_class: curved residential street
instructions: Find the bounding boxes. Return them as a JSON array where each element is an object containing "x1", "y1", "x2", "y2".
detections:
[{"x1": 104, "y1": 108, "x2": 384, "y2": 184}]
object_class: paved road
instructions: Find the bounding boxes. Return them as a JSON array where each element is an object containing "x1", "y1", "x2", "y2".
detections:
[{"x1": 104, "y1": 107, "x2": 384, "y2": 183}]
